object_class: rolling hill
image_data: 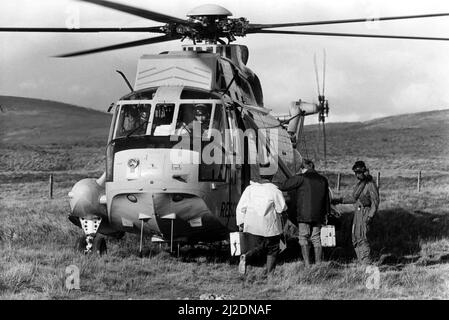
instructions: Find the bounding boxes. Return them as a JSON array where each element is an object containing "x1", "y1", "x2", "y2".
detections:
[
  {"x1": 0, "y1": 96, "x2": 111, "y2": 145},
  {"x1": 1, "y1": 95, "x2": 448, "y2": 172},
  {"x1": 303, "y1": 109, "x2": 449, "y2": 171}
]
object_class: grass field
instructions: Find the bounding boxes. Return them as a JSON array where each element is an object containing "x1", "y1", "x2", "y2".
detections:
[
  {"x1": 0, "y1": 96, "x2": 448, "y2": 299},
  {"x1": 1, "y1": 167, "x2": 448, "y2": 299}
]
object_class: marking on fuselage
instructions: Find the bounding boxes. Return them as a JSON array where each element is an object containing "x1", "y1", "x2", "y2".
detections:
[
  {"x1": 220, "y1": 201, "x2": 237, "y2": 218},
  {"x1": 138, "y1": 66, "x2": 175, "y2": 79},
  {"x1": 138, "y1": 67, "x2": 157, "y2": 75}
]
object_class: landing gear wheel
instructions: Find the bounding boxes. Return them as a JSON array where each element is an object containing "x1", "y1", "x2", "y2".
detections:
[
  {"x1": 93, "y1": 235, "x2": 107, "y2": 255},
  {"x1": 74, "y1": 235, "x2": 107, "y2": 255}
]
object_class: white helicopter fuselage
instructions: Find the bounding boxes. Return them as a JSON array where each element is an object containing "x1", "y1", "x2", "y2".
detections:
[{"x1": 68, "y1": 43, "x2": 299, "y2": 244}]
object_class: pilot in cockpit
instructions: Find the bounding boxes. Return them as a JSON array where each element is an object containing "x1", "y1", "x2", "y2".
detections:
[
  {"x1": 121, "y1": 107, "x2": 143, "y2": 135},
  {"x1": 176, "y1": 104, "x2": 210, "y2": 136}
]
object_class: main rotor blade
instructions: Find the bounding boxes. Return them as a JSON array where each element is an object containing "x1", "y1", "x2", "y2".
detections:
[
  {"x1": 248, "y1": 12, "x2": 449, "y2": 30},
  {"x1": 313, "y1": 53, "x2": 321, "y2": 97},
  {"x1": 322, "y1": 49, "x2": 326, "y2": 97},
  {"x1": 55, "y1": 34, "x2": 180, "y2": 57},
  {"x1": 0, "y1": 26, "x2": 166, "y2": 33},
  {"x1": 78, "y1": 0, "x2": 187, "y2": 24},
  {"x1": 252, "y1": 30, "x2": 449, "y2": 41}
]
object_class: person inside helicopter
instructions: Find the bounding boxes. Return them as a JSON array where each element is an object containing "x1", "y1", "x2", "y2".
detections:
[
  {"x1": 176, "y1": 103, "x2": 212, "y2": 136},
  {"x1": 118, "y1": 104, "x2": 150, "y2": 138}
]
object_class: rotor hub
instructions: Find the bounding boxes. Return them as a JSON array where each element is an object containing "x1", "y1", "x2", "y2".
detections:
[{"x1": 187, "y1": 4, "x2": 232, "y2": 17}]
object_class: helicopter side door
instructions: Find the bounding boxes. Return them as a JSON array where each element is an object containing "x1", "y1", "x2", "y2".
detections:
[{"x1": 224, "y1": 106, "x2": 243, "y2": 229}]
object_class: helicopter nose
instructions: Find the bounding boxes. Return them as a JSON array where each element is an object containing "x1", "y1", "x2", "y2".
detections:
[{"x1": 69, "y1": 178, "x2": 106, "y2": 219}]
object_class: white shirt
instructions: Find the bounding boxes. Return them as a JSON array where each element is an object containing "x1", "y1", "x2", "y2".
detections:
[{"x1": 236, "y1": 181, "x2": 287, "y2": 237}]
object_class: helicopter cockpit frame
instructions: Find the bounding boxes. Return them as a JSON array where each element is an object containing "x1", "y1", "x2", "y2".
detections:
[
  {"x1": 107, "y1": 85, "x2": 236, "y2": 178},
  {"x1": 112, "y1": 98, "x2": 222, "y2": 140}
]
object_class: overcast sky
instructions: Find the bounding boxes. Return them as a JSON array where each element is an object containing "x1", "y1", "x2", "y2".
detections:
[{"x1": 1, "y1": 0, "x2": 448, "y2": 123}]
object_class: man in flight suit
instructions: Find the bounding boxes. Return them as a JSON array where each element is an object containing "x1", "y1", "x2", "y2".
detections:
[{"x1": 332, "y1": 160, "x2": 380, "y2": 264}]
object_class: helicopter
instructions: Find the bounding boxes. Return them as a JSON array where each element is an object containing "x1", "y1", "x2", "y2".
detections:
[{"x1": 2, "y1": 0, "x2": 449, "y2": 255}]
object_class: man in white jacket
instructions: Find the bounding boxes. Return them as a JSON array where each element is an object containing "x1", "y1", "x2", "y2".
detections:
[{"x1": 236, "y1": 174, "x2": 287, "y2": 275}]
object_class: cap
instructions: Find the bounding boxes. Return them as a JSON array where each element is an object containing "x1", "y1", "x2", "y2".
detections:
[
  {"x1": 301, "y1": 159, "x2": 315, "y2": 170},
  {"x1": 259, "y1": 163, "x2": 275, "y2": 180},
  {"x1": 352, "y1": 160, "x2": 367, "y2": 173},
  {"x1": 194, "y1": 104, "x2": 207, "y2": 116}
]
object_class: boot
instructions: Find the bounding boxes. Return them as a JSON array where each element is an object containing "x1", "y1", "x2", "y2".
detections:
[
  {"x1": 238, "y1": 254, "x2": 246, "y2": 274},
  {"x1": 353, "y1": 246, "x2": 360, "y2": 262},
  {"x1": 357, "y1": 243, "x2": 371, "y2": 265},
  {"x1": 266, "y1": 254, "x2": 277, "y2": 273},
  {"x1": 300, "y1": 244, "x2": 311, "y2": 267},
  {"x1": 314, "y1": 245, "x2": 323, "y2": 264}
]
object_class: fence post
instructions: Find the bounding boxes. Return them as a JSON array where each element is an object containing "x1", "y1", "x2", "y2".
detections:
[
  {"x1": 376, "y1": 172, "x2": 380, "y2": 189},
  {"x1": 417, "y1": 170, "x2": 421, "y2": 192},
  {"x1": 49, "y1": 174, "x2": 53, "y2": 199},
  {"x1": 336, "y1": 173, "x2": 341, "y2": 191}
]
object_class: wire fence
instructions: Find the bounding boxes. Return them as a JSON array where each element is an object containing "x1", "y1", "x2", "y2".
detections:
[{"x1": 332, "y1": 170, "x2": 424, "y2": 192}]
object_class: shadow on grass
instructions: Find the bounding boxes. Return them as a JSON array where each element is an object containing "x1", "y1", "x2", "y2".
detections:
[
  {"x1": 371, "y1": 208, "x2": 448, "y2": 257},
  {"x1": 112, "y1": 207, "x2": 449, "y2": 267},
  {"x1": 132, "y1": 241, "x2": 234, "y2": 264},
  {"x1": 315, "y1": 208, "x2": 449, "y2": 264},
  {"x1": 276, "y1": 207, "x2": 449, "y2": 266}
]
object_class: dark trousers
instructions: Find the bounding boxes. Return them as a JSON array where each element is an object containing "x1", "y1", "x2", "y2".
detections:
[{"x1": 244, "y1": 234, "x2": 280, "y2": 264}]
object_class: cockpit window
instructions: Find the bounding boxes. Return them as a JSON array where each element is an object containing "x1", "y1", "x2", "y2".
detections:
[
  {"x1": 175, "y1": 103, "x2": 213, "y2": 136},
  {"x1": 115, "y1": 104, "x2": 151, "y2": 138},
  {"x1": 113, "y1": 101, "x2": 226, "y2": 139},
  {"x1": 151, "y1": 103, "x2": 175, "y2": 136}
]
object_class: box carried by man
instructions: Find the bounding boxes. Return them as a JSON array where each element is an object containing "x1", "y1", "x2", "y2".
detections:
[
  {"x1": 320, "y1": 225, "x2": 336, "y2": 247},
  {"x1": 229, "y1": 231, "x2": 243, "y2": 256}
]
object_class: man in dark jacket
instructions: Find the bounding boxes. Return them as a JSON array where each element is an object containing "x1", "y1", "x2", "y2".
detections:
[
  {"x1": 280, "y1": 159, "x2": 330, "y2": 266},
  {"x1": 332, "y1": 160, "x2": 379, "y2": 264}
]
